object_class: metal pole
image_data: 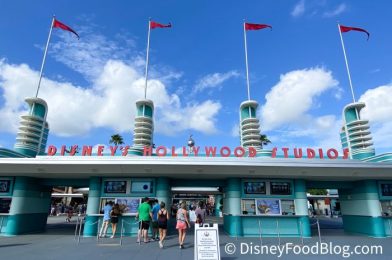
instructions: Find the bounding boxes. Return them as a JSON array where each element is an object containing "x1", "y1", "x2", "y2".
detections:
[
  {"x1": 243, "y1": 20, "x2": 251, "y2": 101},
  {"x1": 77, "y1": 218, "x2": 83, "y2": 244},
  {"x1": 96, "y1": 218, "x2": 101, "y2": 241},
  {"x1": 338, "y1": 23, "x2": 356, "y2": 103},
  {"x1": 276, "y1": 219, "x2": 281, "y2": 246},
  {"x1": 317, "y1": 219, "x2": 321, "y2": 245},
  {"x1": 120, "y1": 219, "x2": 124, "y2": 246},
  {"x1": 299, "y1": 219, "x2": 304, "y2": 246},
  {"x1": 74, "y1": 217, "x2": 79, "y2": 240},
  {"x1": 35, "y1": 16, "x2": 55, "y2": 98},
  {"x1": 235, "y1": 219, "x2": 238, "y2": 241},
  {"x1": 258, "y1": 220, "x2": 262, "y2": 245},
  {"x1": 144, "y1": 18, "x2": 152, "y2": 99},
  {"x1": 0, "y1": 217, "x2": 3, "y2": 234}
]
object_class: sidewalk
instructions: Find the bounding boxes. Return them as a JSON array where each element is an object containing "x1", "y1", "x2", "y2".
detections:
[{"x1": 1, "y1": 216, "x2": 391, "y2": 259}]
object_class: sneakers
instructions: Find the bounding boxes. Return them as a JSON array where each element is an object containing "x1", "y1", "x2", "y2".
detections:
[
  {"x1": 180, "y1": 244, "x2": 184, "y2": 249},
  {"x1": 159, "y1": 241, "x2": 163, "y2": 248}
]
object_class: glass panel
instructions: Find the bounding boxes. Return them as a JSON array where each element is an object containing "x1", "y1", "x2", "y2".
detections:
[
  {"x1": 241, "y1": 199, "x2": 256, "y2": 215},
  {"x1": 270, "y1": 182, "x2": 292, "y2": 195},
  {"x1": 281, "y1": 200, "x2": 295, "y2": 215},
  {"x1": 381, "y1": 200, "x2": 392, "y2": 216},
  {"x1": 244, "y1": 182, "x2": 266, "y2": 194}
]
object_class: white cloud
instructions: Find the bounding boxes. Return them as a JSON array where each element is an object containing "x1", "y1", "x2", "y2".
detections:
[
  {"x1": 261, "y1": 67, "x2": 338, "y2": 130},
  {"x1": 291, "y1": 0, "x2": 306, "y2": 17},
  {"x1": 360, "y1": 85, "x2": 392, "y2": 123},
  {"x1": 231, "y1": 124, "x2": 240, "y2": 137},
  {"x1": 193, "y1": 70, "x2": 239, "y2": 93},
  {"x1": 359, "y1": 85, "x2": 392, "y2": 150},
  {"x1": 156, "y1": 100, "x2": 222, "y2": 136},
  {"x1": 0, "y1": 27, "x2": 222, "y2": 138},
  {"x1": 323, "y1": 3, "x2": 347, "y2": 17}
]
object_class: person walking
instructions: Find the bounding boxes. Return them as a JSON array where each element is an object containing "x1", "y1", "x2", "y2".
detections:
[
  {"x1": 176, "y1": 202, "x2": 190, "y2": 249},
  {"x1": 99, "y1": 201, "x2": 113, "y2": 238},
  {"x1": 110, "y1": 203, "x2": 121, "y2": 238},
  {"x1": 136, "y1": 197, "x2": 153, "y2": 243},
  {"x1": 157, "y1": 201, "x2": 169, "y2": 248},
  {"x1": 151, "y1": 199, "x2": 160, "y2": 241},
  {"x1": 195, "y1": 201, "x2": 206, "y2": 225}
]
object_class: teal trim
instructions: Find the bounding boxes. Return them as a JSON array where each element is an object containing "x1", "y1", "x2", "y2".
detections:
[
  {"x1": 0, "y1": 148, "x2": 27, "y2": 158},
  {"x1": 6, "y1": 213, "x2": 48, "y2": 235},
  {"x1": 137, "y1": 105, "x2": 143, "y2": 116},
  {"x1": 223, "y1": 214, "x2": 243, "y2": 237},
  {"x1": 171, "y1": 179, "x2": 225, "y2": 187},
  {"x1": 344, "y1": 107, "x2": 358, "y2": 123},
  {"x1": 250, "y1": 107, "x2": 256, "y2": 118},
  {"x1": 31, "y1": 103, "x2": 46, "y2": 118},
  {"x1": 241, "y1": 107, "x2": 250, "y2": 120},
  {"x1": 40, "y1": 179, "x2": 89, "y2": 187},
  {"x1": 215, "y1": 194, "x2": 223, "y2": 217},
  {"x1": 383, "y1": 218, "x2": 392, "y2": 236},
  {"x1": 144, "y1": 105, "x2": 153, "y2": 117},
  {"x1": 84, "y1": 177, "x2": 101, "y2": 237},
  {"x1": 294, "y1": 180, "x2": 308, "y2": 216},
  {"x1": 0, "y1": 215, "x2": 8, "y2": 234},
  {"x1": 225, "y1": 178, "x2": 242, "y2": 215},
  {"x1": 84, "y1": 215, "x2": 99, "y2": 237},
  {"x1": 224, "y1": 215, "x2": 309, "y2": 237},
  {"x1": 342, "y1": 215, "x2": 386, "y2": 237},
  {"x1": 156, "y1": 177, "x2": 170, "y2": 206}
]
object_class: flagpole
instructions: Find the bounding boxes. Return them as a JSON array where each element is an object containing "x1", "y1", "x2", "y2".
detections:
[
  {"x1": 338, "y1": 23, "x2": 356, "y2": 103},
  {"x1": 144, "y1": 18, "x2": 152, "y2": 99},
  {"x1": 35, "y1": 16, "x2": 55, "y2": 98},
  {"x1": 243, "y1": 20, "x2": 251, "y2": 101}
]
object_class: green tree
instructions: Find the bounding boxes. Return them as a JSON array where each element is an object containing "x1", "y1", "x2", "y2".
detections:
[
  {"x1": 307, "y1": 189, "x2": 328, "y2": 195},
  {"x1": 260, "y1": 134, "x2": 271, "y2": 148},
  {"x1": 109, "y1": 134, "x2": 124, "y2": 146}
]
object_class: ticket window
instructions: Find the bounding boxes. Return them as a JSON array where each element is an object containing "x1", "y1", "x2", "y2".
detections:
[
  {"x1": 381, "y1": 200, "x2": 392, "y2": 217},
  {"x1": 281, "y1": 200, "x2": 295, "y2": 215},
  {"x1": 241, "y1": 199, "x2": 256, "y2": 215},
  {"x1": 0, "y1": 198, "x2": 11, "y2": 213}
]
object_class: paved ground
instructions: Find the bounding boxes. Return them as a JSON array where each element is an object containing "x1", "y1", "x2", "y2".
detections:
[{"x1": 0, "y1": 216, "x2": 391, "y2": 260}]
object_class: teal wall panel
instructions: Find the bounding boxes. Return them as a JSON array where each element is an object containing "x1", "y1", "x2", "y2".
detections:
[{"x1": 342, "y1": 215, "x2": 385, "y2": 237}]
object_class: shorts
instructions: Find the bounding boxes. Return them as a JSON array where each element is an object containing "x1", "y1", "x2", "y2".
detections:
[
  {"x1": 139, "y1": 221, "x2": 150, "y2": 230},
  {"x1": 110, "y1": 216, "x2": 118, "y2": 224},
  {"x1": 158, "y1": 222, "x2": 167, "y2": 230},
  {"x1": 176, "y1": 221, "x2": 187, "y2": 230},
  {"x1": 152, "y1": 221, "x2": 158, "y2": 229}
]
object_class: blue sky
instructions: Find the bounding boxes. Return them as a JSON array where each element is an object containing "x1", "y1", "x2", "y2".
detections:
[{"x1": 0, "y1": 0, "x2": 392, "y2": 155}]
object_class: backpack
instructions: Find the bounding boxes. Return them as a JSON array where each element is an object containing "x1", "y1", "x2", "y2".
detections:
[{"x1": 158, "y1": 209, "x2": 167, "y2": 224}]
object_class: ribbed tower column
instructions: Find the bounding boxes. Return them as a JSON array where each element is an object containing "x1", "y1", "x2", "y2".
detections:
[
  {"x1": 239, "y1": 100, "x2": 271, "y2": 157},
  {"x1": 340, "y1": 102, "x2": 375, "y2": 160},
  {"x1": 14, "y1": 97, "x2": 50, "y2": 157},
  {"x1": 129, "y1": 99, "x2": 154, "y2": 156}
]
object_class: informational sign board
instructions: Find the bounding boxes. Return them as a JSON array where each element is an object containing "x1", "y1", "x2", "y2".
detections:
[{"x1": 194, "y1": 223, "x2": 220, "y2": 260}]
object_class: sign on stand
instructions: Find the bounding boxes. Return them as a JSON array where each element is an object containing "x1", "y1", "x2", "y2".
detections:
[{"x1": 194, "y1": 223, "x2": 221, "y2": 260}]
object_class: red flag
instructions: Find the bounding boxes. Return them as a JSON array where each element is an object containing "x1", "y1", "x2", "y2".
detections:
[
  {"x1": 150, "y1": 21, "x2": 172, "y2": 29},
  {"x1": 340, "y1": 25, "x2": 369, "y2": 40},
  {"x1": 53, "y1": 19, "x2": 80, "y2": 39},
  {"x1": 245, "y1": 23, "x2": 272, "y2": 31}
]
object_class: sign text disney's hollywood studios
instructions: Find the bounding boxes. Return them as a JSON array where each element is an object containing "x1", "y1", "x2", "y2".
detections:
[{"x1": 46, "y1": 145, "x2": 349, "y2": 159}]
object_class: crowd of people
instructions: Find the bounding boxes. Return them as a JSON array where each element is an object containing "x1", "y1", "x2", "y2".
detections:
[
  {"x1": 98, "y1": 197, "x2": 208, "y2": 249},
  {"x1": 49, "y1": 202, "x2": 86, "y2": 222}
]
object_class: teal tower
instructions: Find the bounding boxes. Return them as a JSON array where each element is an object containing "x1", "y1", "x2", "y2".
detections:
[
  {"x1": 340, "y1": 102, "x2": 375, "y2": 160},
  {"x1": 14, "y1": 97, "x2": 50, "y2": 157},
  {"x1": 128, "y1": 99, "x2": 154, "y2": 156}
]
